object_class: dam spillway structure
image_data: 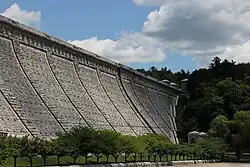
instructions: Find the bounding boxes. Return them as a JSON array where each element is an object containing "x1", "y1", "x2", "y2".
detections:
[{"x1": 0, "y1": 15, "x2": 182, "y2": 143}]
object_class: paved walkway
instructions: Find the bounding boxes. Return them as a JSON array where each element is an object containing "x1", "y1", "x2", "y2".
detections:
[{"x1": 177, "y1": 163, "x2": 250, "y2": 167}]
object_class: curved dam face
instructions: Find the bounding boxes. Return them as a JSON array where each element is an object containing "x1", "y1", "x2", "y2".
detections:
[{"x1": 0, "y1": 15, "x2": 182, "y2": 143}]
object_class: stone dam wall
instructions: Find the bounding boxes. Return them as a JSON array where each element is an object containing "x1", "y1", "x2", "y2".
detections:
[{"x1": 0, "y1": 15, "x2": 182, "y2": 143}]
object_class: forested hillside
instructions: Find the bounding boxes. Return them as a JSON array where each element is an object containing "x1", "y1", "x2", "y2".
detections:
[{"x1": 137, "y1": 57, "x2": 250, "y2": 141}]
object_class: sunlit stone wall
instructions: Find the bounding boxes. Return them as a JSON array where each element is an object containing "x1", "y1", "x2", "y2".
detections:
[{"x1": 0, "y1": 15, "x2": 182, "y2": 143}]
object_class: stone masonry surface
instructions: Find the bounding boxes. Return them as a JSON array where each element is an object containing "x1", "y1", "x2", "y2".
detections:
[
  {"x1": 0, "y1": 37, "x2": 63, "y2": 137},
  {"x1": 78, "y1": 65, "x2": 135, "y2": 135},
  {"x1": 0, "y1": 15, "x2": 181, "y2": 143},
  {"x1": 18, "y1": 44, "x2": 87, "y2": 131},
  {"x1": 98, "y1": 71, "x2": 150, "y2": 135},
  {"x1": 47, "y1": 54, "x2": 113, "y2": 130},
  {"x1": 147, "y1": 88, "x2": 175, "y2": 142},
  {"x1": 133, "y1": 83, "x2": 171, "y2": 139}
]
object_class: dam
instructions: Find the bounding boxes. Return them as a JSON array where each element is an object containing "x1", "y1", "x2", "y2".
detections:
[{"x1": 0, "y1": 15, "x2": 183, "y2": 143}]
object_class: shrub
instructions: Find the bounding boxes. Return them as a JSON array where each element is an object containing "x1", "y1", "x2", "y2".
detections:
[{"x1": 0, "y1": 126, "x2": 226, "y2": 166}]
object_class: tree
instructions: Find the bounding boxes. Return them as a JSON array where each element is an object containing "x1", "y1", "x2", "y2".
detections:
[
  {"x1": 195, "y1": 138, "x2": 228, "y2": 159},
  {"x1": 119, "y1": 135, "x2": 136, "y2": 162},
  {"x1": 209, "y1": 57, "x2": 221, "y2": 69},
  {"x1": 91, "y1": 130, "x2": 106, "y2": 163},
  {"x1": 208, "y1": 115, "x2": 230, "y2": 139},
  {"x1": 97, "y1": 130, "x2": 122, "y2": 163},
  {"x1": 0, "y1": 136, "x2": 8, "y2": 166},
  {"x1": 138, "y1": 134, "x2": 170, "y2": 161},
  {"x1": 209, "y1": 111, "x2": 250, "y2": 159},
  {"x1": 56, "y1": 126, "x2": 97, "y2": 164},
  {"x1": 19, "y1": 136, "x2": 41, "y2": 167},
  {"x1": 4, "y1": 136, "x2": 22, "y2": 167},
  {"x1": 38, "y1": 139, "x2": 53, "y2": 166},
  {"x1": 133, "y1": 135, "x2": 148, "y2": 161},
  {"x1": 228, "y1": 111, "x2": 250, "y2": 159},
  {"x1": 50, "y1": 137, "x2": 68, "y2": 165}
]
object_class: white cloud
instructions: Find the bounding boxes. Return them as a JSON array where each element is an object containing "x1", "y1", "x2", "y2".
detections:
[
  {"x1": 1, "y1": 3, "x2": 41, "y2": 29},
  {"x1": 69, "y1": 32, "x2": 166, "y2": 64},
  {"x1": 2, "y1": 1, "x2": 249, "y2": 67},
  {"x1": 70, "y1": 0, "x2": 250, "y2": 66},
  {"x1": 141, "y1": 0, "x2": 250, "y2": 66},
  {"x1": 216, "y1": 41, "x2": 250, "y2": 63}
]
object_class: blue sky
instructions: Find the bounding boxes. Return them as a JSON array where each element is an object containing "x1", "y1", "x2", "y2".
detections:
[{"x1": 1, "y1": 0, "x2": 249, "y2": 72}]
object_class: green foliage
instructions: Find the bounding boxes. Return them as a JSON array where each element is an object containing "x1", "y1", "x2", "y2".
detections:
[
  {"x1": 19, "y1": 136, "x2": 40, "y2": 159},
  {"x1": 0, "y1": 136, "x2": 8, "y2": 166},
  {"x1": 6, "y1": 136, "x2": 21, "y2": 157},
  {"x1": 0, "y1": 126, "x2": 227, "y2": 166},
  {"x1": 135, "y1": 57, "x2": 250, "y2": 141},
  {"x1": 209, "y1": 111, "x2": 250, "y2": 159},
  {"x1": 97, "y1": 129, "x2": 122, "y2": 157},
  {"x1": 137, "y1": 134, "x2": 170, "y2": 155},
  {"x1": 136, "y1": 66, "x2": 190, "y2": 84},
  {"x1": 194, "y1": 137, "x2": 228, "y2": 158},
  {"x1": 176, "y1": 58, "x2": 250, "y2": 139},
  {"x1": 208, "y1": 115, "x2": 230, "y2": 139}
]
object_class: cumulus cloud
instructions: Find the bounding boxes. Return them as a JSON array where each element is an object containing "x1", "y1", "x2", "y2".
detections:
[
  {"x1": 216, "y1": 41, "x2": 250, "y2": 63},
  {"x1": 70, "y1": 0, "x2": 250, "y2": 66},
  {"x1": 142, "y1": 0, "x2": 250, "y2": 66},
  {"x1": 2, "y1": 1, "x2": 249, "y2": 66},
  {"x1": 1, "y1": 3, "x2": 41, "y2": 29},
  {"x1": 69, "y1": 32, "x2": 166, "y2": 63}
]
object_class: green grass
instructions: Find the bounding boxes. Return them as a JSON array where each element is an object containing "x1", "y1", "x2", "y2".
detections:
[{"x1": 2, "y1": 155, "x2": 192, "y2": 167}]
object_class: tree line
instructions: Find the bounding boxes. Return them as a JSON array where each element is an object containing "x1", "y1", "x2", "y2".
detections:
[
  {"x1": 138, "y1": 57, "x2": 250, "y2": 159},
  {"x1": 137, "y1": 57, "x2": 250, "y2": 142},
  {"x1": 0, "y1": 126, "x2": 226, "y2": 167}
]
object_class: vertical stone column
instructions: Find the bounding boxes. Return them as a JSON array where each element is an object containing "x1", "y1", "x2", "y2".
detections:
[{"x1": 172, "y1": 95, "x2": 179, "y2": 143}]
